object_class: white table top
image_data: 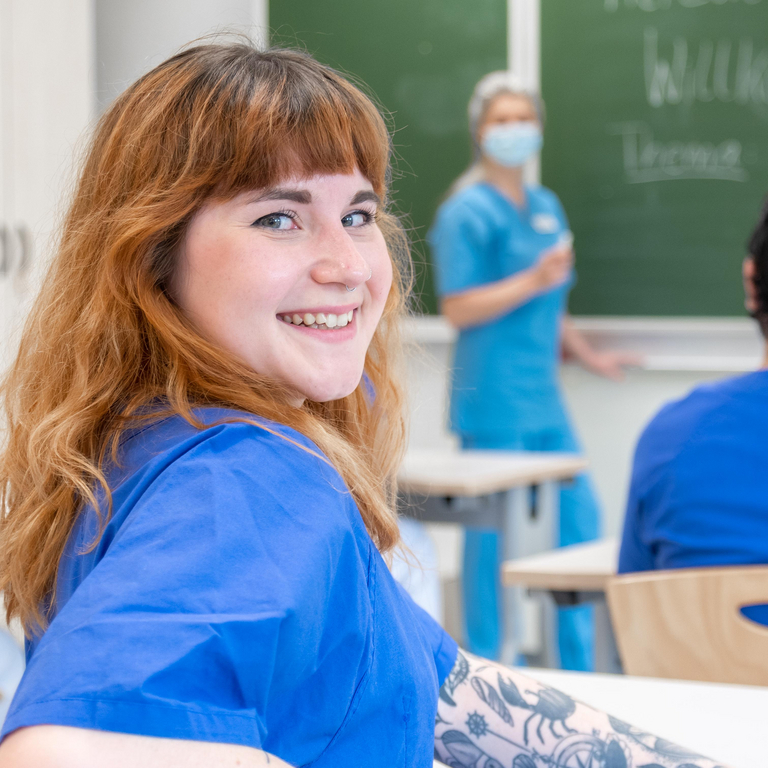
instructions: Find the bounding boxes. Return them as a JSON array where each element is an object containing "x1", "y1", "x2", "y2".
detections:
[
  {"x1": 398, "y1": 450, "x2": 588, "y2": 497},
  {"x1": 502, "y1": 537, "x2": 619, "y2": 591},
  {"x1": 525, "y1": 667, "x2": 767, "y2": 768}
]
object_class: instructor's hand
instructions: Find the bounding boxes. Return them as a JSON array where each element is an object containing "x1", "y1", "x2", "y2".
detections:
[
  {"x1": 532, "y1": 244, "x2": 573, "y2": 291},
  {"x1": 582, "y1": 350, "x2": 643, "y2": 382}
]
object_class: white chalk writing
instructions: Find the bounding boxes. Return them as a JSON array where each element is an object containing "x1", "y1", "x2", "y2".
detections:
[
  {"x1": 644, "y1": 27, "x2": 768, "y2": 106},
  {"x1": 605, "y1": 0, "x2": 761, "y2": 11},
  {"x1": 610, "y1": 122, "x2": 749, "y2": 182}
]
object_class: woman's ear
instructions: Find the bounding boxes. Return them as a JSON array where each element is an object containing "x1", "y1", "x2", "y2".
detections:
[{"x1": 743, "y1": 255, "x2": 758, "y2": 314}]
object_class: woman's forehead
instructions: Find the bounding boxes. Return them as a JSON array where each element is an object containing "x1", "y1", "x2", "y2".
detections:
[
  {"x1": 485, "y1": 92, "x2": 537, "y2": 120},
  {"x1": 242, "y1": 169, "x2": 376, "y2": 196}
]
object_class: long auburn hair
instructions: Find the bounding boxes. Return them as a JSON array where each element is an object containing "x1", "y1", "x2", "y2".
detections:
[{"x1": 0, "y1": 41, "x2": 412, "y2": 634}]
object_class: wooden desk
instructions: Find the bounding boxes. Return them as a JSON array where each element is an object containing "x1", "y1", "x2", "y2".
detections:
[
  {"x1": 502, "y1": 538, "x2": 620, "y2": 672},
  {"x1": 526, "y1": 667, "x2": 767, "y2": 768},
  {"x1": 399, "y1": 450, "x2": 588, "y2": 666}
]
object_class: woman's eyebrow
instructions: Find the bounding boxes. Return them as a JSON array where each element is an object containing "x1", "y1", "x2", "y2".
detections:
[
  {"x1": 249, "y1": 188, "x2": 312, "y2": 204},
  {"x1": 350, "y1": 190, "x2": 381, "y2": 205},
  {"x1": 245, "y1": 188, "x2": 380, "y2": 206}
]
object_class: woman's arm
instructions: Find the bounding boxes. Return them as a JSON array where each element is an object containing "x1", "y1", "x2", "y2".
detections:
[
  {"x1": 441, "y1": 244, "x2": 573, "y2": 329},
  {"x1": 561, "y1": 316, "x2": 641, "y2": 381},
  {"x1": 435, "y1": 649, "x2": 728, "y2": 768},
  {"x1": 0, "y1": 726, "x2": 294, "y2": 768}
]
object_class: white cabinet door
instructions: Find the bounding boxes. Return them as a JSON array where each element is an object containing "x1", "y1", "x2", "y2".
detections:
[
  {"x1": 0, "y1": 2, "x2": 14, "y2": 374},
  {"x1": 0, "y1": 0, "x2": 93, "y2": 375}
]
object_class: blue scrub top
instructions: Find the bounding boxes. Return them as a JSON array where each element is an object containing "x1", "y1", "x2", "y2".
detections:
[
  {"x1": 619, "y1": 370, "x2": 768, "y2": 625},
  {"x1": 429, "y1": 182, "x2": 573, "y2": 437},
  {"x1": 2, "y1": 410, "x2": 457, "y2": 766}
]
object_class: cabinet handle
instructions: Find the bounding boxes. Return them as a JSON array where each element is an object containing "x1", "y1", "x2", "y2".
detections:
[
  {"x1": 17, "y1": 224, "x2": 32, "y2": 273},
  {"x1": 0, "y1": 225, "x2": 11, "y2": 277}
]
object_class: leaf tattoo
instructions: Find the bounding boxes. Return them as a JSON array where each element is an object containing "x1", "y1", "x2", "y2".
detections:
[
  {"x1": 441, "y1": 730, "x2": 484, "y2": 767},
  {"x1": 471, "y1": 676, "x2": 514, "y2": 726},
  {"x1": 439, "y1": 650, "x2": 470, "y2": 707},
  {"x1": 440, "y1": 731, "x2": 504, "y2": 768},
  {"x1": 497, "y1": 673, "x2": 529, "y2": 708},
  {"x1": 445, "y1": 650, "x2": 470, "y2": 694}
]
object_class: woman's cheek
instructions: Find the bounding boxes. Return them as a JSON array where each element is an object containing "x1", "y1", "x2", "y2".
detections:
[{"x1": 372, "y1": 248, "x2": 394, "y2": 302}]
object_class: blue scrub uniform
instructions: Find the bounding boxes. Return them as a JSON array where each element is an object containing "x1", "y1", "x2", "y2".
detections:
[
  {"x1": 619, "y1": 369, "x2": 768, "y2": 626},
  {"x1": 1, "y1": 411, "x2": 457, "y2": 766},
  {"x1": 429, "y1": 182, "x2": 600, "y2": 670}
]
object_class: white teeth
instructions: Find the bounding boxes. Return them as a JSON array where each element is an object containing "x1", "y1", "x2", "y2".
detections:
[{"x1": 281, "y1": 310, "x2": 355, "y2": 328}]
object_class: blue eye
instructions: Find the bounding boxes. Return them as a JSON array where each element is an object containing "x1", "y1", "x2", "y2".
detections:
[
  {"x1": 342, "y1": 210, "x2": 374, "y2": 228},
  {"x1": 253, "y1": 212, "x2": 296, "y2": 230}
]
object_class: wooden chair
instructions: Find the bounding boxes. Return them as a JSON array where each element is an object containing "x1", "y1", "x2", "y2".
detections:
[{"x1": 606, "y1": 566, "x2": 768, "y2": 686}]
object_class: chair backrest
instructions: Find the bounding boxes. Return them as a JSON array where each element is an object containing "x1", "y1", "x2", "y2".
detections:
[{"x1": 606, "y1": 566, "x2": 768, "y2": 685}]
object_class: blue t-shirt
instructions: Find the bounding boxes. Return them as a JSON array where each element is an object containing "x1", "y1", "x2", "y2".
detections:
[
  {"x1": 619, "y1": 370, "x2": 768, "y2": 624},
  {"x1": 2, "y1": 411, "x2": 457, "y2": 766},
  {"x1": 429, "y1": 182, "x2": 573, "y2": 437}
]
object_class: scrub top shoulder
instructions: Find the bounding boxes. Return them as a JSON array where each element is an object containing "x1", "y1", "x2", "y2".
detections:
[
  {"x1": 428, "y1": 182, "x2": 573, "y2": 436},
  {"x1": 619, "y1": 369, "x2": 768, "y2": 584},
  {"x1": 430, "y1": 181, "x2": 568, "y2": 298},
  {"x1": 2, "y1": 410, "x2": 457, "y2": 768}
]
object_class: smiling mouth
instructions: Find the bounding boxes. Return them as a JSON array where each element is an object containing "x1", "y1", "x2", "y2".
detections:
[{"x1": 280, "y1": 310, "x2": 355, "y2": 330}]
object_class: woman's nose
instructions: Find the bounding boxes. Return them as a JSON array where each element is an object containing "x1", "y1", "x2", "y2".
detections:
[{"x1": 310, "y1": 228, "x2": 370, "y2": 289}]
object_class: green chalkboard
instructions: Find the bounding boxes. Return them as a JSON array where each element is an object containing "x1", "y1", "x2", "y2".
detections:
[
  {"x1": 270, "y1": 0, "x2": 507, "y2": 313},
  {"x1": 542, "y1": 0, "x2": 768, "y2": 316}
]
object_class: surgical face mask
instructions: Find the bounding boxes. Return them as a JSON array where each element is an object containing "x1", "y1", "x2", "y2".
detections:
[{"x1": 481, "y1": 122, "x2": 543, "y2": 167}]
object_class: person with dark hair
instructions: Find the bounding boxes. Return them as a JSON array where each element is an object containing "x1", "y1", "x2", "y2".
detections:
[
  {"x1": 619, "y1": 201, "x2": 768, "y2": 627},
  {"x1": 0, "y1": 40, "x2": 725, "y2": 768}
]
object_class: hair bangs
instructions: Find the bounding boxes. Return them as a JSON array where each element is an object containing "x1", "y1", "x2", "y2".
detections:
[{"x1": 211, "y1": 51, "x2": 391, "y2": 199}]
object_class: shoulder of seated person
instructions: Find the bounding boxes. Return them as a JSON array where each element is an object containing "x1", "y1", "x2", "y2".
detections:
[
  {"x1": 674, "y1": 373, "x2": 761, "y2": 413},
  {"x1": 641, "y1": 377, "x2": 744, "y2": 445}
]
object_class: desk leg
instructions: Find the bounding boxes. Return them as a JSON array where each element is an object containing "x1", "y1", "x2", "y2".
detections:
[
  {"x1": 499, "y1": 486, "x2": 527, "y2": 666},
  {"x1": 593, "y1": 595, "x2": 623, "y2": 674},
  {"x1": 538, "y1": 591, "x2": 560, "y2": 669},
  {"x1": 499, "y1": 481, "x2": 560, "y2": 667}
]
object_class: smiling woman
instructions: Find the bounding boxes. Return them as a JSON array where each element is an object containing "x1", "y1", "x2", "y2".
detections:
[
  {"x1": 0, "y1": 39, "x2": 728, "y2": 768},
  {"x1": 0, "y1": 41, "x2": 424, "y2": 766}
]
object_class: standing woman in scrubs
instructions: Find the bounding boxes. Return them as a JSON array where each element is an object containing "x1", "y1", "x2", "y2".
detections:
[
  {"x1": 430, "y1": 72, "x2": 634, "y2": 670},
  {"x1": 0, "y1": 44, "x2": 717, "y2": 768}
]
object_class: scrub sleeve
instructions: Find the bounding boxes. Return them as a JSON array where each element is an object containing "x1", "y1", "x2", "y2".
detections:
[
  {"x1": 429, "y1": 183, "x2": 600, "y2": 671},
  {"x1": 1, "y1": 413, "x2": 457, "y2": 768}
]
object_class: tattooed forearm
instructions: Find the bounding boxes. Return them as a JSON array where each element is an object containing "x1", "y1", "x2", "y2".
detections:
[{"x1": 434, "y1": 649, "x2": 729, "y2": 768}]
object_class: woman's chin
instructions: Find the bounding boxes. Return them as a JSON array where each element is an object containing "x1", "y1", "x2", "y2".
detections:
[{"x1": 299, "y1": 375, "x2": 363, "y2": 405}]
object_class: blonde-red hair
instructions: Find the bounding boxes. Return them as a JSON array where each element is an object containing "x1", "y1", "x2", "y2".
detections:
[{"x1": 0, "y1": 41, "x2": 412, "y2": 634}]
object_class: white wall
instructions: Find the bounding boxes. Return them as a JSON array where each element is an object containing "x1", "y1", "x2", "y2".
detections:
[{"x1": 95, "y1": 0, "x2": 268, "y2": 111}]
